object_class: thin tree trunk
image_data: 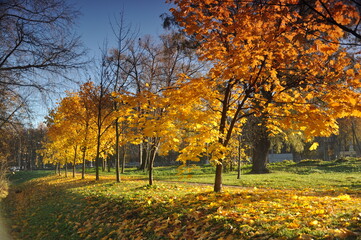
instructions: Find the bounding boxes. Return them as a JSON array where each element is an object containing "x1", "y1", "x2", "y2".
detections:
[
  {"x1": 73, "y1": 146, "x2": 78, "y2": 178},
  {"x1": 73, "y1": 160, "x2": 76, "y2": 178},
  {"x1": 58, "y1": 163, "x2": 61, "y2": 176},
  {"x1": 237, "y1": 139, "x2": 241, "y2": 179},
  {"x1": 148, "y1": 141, "x2": 160, "y2": 185},
  {"x1": 143, "y1": 143, "x2": 150, "y2": 172},
  {"x1": 65, "y1": 160, "x2": 68, "y2": 178},
  {"x1": 115, "y1": 118, "x2": 120, "y2": 182},
  {"x1": 107, "y1": 156, "x2": 111, "y2": 172},
  {"x1": 95, "y1": 130, "x2": 101, "y2": 180},
  {"x1": 121, "y1": 145, "x2": 126, "y2": 174},
  {"x1": 139, "y1": 143, "x2": 143, "y2": 169},
  {"x1": 148, "y1": 149, "x2": 156, "y2": 185},
  {"x1": 81, "y1": 149, "x2": 86, "y2": 179}
]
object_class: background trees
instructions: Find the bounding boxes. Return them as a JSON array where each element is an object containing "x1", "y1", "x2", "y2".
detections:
[{"x1": 0, "y1": 0, "x2": 85, "y2": 180}]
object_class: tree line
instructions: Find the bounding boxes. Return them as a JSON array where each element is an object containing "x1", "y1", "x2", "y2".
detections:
[{"x1": 1, "y1": 0, "x2": 361, "y2": 192}]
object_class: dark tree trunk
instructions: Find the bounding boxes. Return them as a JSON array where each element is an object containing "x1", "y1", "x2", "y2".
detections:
[
  {"x1": 237, "y1": 136, "x2": 242, "y2": 179},
  {"x1": 214, "y1": 164, "x2": 223, "y2": 192},
  {"x1": 140, "y1": 142, "x2": 149, "y2": 171},
  {"x1": 138, "y1": 143, "x2": 143, "y2": 169},
  {"x1": 250, "y1": 135, "x2": 271, "y2": 174},
  {"x1": 121, "y1": 145, "x2": 126, "y2": 174},
  {"x1": 107, "y1": 156, "x2": 111, "y2": 172},
  {"x1": 95, "y1": 131, "x2": 101, "y2": 181},
  {"x1": 81, "y1": 149, "x2": 86, "y2": 179},
  {"x1": 115, "y1": 118, "x2": 120, "y2": 182},
  {"x1": 142, "y1": 142, "x2": 150, "y2": 172},
  {"x1": 57, "y1": 163, "x2": 61, "y2": 176},
  {"x1": 72, "y1": 160, "x2": 76, "y2": 178},
  {"x1": 73, "y1": 146, "x2": 77, "y2": 178},
  {"x1": 148, "y1": 140, "x2": 160, "y2": 185},
  {"x1": 64, "y1": 160, "x2": 68, "y2": 178}
]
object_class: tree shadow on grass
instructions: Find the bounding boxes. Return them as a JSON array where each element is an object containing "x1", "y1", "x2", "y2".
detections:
[{"x1": 3, "y1": 174, "x2": 361, "y2": 240}]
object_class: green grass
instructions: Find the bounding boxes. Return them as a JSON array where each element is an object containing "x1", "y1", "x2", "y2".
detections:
[
  {"x1": 7, "y1": 170, "x2": 53, "y2": 185},
  {"x1": 2, "y1": 158, "x2": 360, "y2": 239},
  {"x1": 81, "y1": 157, "x2": 361, "y2": 192}
]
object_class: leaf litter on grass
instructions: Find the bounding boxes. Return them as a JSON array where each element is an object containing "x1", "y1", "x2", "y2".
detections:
[{"x1": 3, "y1": 175, "x2": 361, "y2": 240}]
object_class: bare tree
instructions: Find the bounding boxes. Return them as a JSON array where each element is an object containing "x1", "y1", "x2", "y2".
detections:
[
  {"x1": 108, "y1": 12, "x2": 137, "y2": 182},
  {"x1": 0, "y1": 0, "x2": 86, "y2": 128}
]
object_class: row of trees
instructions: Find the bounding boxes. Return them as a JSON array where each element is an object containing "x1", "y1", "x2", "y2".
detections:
[
  {"x1": 2, "y1": 0, "x2": 361, "y2": 193},
  {"x1": 41, "y1": 0, "x2": 361, "y2": 192}
]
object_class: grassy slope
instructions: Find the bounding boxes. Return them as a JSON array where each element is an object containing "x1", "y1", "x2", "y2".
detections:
[{"x1": 2, "y1": 158, "x2": 361, "y2": 240}]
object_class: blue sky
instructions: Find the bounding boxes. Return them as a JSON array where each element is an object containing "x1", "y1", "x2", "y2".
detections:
[
  {"x1": 73, "y1": 0, "x2": 172, "y2": 56},
  {"x1": 33, "y1": 1, "x2": 173, "y2": 125}
]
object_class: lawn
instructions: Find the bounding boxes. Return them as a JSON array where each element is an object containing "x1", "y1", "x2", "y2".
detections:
[{"x1": 1, "y1": 158, "x2": 361, "y2": 239}]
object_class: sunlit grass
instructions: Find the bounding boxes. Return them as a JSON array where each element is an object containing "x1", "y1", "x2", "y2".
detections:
[
  {"x1": 2, "y1": 158, "x2": 360, "y2": 239},
  {"x1": 3, "y1": 173, "x2": 361, "y2": 239}
]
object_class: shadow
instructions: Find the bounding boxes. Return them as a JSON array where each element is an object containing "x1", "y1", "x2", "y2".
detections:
[{"x1": 2, "y1": 172, "x2": 361, "y2": 240}]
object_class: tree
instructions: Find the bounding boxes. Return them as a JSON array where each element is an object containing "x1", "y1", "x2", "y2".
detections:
[
  {"x1": 169, "y1": 0, "x2": 361, "y2": 192},
  {"x1": 0, "y1": 0, "x2": 85, "y2": 126},
  {"x1": 298, "y1": 0, "x2": 361, "y2": 41},
  {"x1": 107, "y1": 12, "x2": 137, "y2": 182},
  {"x1": 92, "y1": 59, "x2": 115, "y2": 181}
]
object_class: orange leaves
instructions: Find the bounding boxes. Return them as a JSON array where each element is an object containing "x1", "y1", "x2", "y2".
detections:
[{"x1": 168, "y1": 0, "x2": 361, "y2": 151}]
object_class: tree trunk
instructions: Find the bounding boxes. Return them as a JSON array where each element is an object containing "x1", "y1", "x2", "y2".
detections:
[
  {"x1": 107, "y1": 156, "x2": 111, "y2": 172},
  {"x1": 148, "y1": 141, "x2": 159, "y2": 186},
  {"x1": 115, "y1": 118, "x2": 120, "y2": 182},
  {"x1": 148, "y1": 149, "x2": 156, "y2": 186},
  {"x1": 140, "y1": 142, "x2": 148, "y2": 171},
  {"x1": 73, "y1": 146, "x2": 77, "y2": 178},
  {"x1": 142, "y1": 143, "x2": 150, "y2": 172},
  {"x1": 95, "y1": 131, "x2": 101, "y2": 181},
  {"x1": 64, "y1": 160, "x2": 68, "y2": 178},
  {"x1": 214, "y1": 163, "x2": 223, "y2": 192},
  {"x1": 139, "y1": 143, "x2": 143, "y2": 169},
  {"x1": 58, "y1": 163, "x2": 61, "y2": 176},
  {"x1": 72, "y1": 160, "x2": 76, "y2": 178},
  {"x1": 121, "y1": 145, "x2": 126, "y2": 174},
  {"x1": 237, "y1": 139, "x2": 241, "y2": 179},
  {"x1": 251, "y1": 135, "x2": 271, "y2": 174},
  {"x1": 81, "y1": 149, "x2": 86, "y2": 179}
]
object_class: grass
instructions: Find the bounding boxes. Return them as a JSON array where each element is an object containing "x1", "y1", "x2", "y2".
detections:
[
  {"x1": 79, "y1": 158, "x2": 361, "y2": 192},
  {"x1": 1, "y1": 158, "x2": 361, "y2": 239}
]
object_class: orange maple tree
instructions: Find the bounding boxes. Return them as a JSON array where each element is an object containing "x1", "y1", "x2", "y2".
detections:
[{"x1": 169, "y1": 0, "x2": 361, "y2": 191}]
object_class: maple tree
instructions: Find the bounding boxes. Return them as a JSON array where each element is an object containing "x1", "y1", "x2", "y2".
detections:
[{"x1": 169, "y1": 0, "x2": 361, "y2": 191}]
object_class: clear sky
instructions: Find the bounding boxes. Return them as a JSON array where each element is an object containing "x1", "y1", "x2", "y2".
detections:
[
  {"x1": 32, "y1": 1, "x2": 173, "y2": 126},
  {"x1": 73, "y1": 0, "x2": 172, "y2": 56}
]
